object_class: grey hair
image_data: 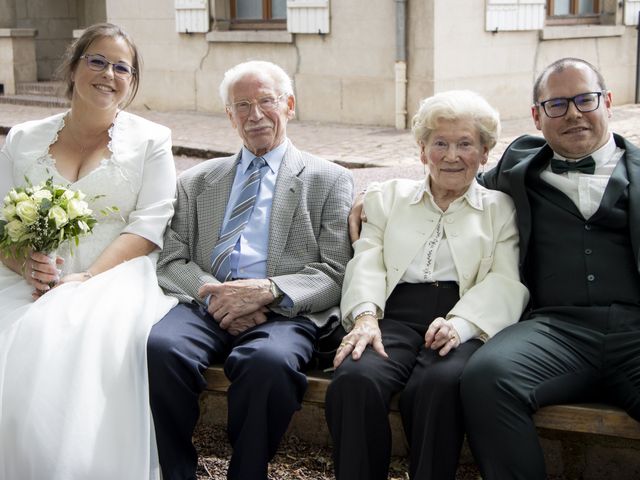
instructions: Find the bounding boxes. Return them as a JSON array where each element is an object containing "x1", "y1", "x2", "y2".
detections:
[
  {"x1": 219, "y1": 60, "x2": 294, "y2": 105},
  {"x1": 411, "y1": 90, "x2": 501, "y2": 150}
]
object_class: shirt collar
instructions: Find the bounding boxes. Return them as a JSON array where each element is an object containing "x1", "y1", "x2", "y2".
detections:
[
  {"x1": 240, "y1": 138, "x2": 289, "y2": 174},
  {"x1": 410, "y1": 176, "x2": 484, "y2": 211},
  {"x1": 552, "y1": 133, "x2": 616, "y2": 169}
]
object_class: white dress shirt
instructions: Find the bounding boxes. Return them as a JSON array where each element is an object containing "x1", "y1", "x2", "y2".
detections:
[{"x1": 540, "y1": 134, "x2": 623, "y2": 219}]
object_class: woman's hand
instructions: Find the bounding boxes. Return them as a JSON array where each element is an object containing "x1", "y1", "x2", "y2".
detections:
[
  {"x1": 333, "y1": 314, "x2": 388, "y2": 369},
  {"x1": 425, "y1": 317, "x2": 460, "y2": 357},
  {"x1": 23, "y1": 251, "x2": 63, "y2": 299},
  {"x1": 59, "y1": 272, "x2": 93, "y2": 285},
  {"x1": 348, "y1": 191, "x2": 366, "y2": 243}
]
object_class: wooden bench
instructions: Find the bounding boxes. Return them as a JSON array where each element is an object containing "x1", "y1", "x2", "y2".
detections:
[{"x1": 203, "y1": 365, "x2": 640, "y2": 441}]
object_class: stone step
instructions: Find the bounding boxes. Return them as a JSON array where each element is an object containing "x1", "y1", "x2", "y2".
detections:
[
  {"x1": 16, "y1": 81, "x2": 64, "y2": 96},
  {"x1": 0, "y1": 94, "x2": 69, "y2": 108}
]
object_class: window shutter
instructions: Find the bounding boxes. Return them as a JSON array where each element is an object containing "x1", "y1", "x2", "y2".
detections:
[
  {"x1": 486, "y1": 0, "x2": 545, "y2": 31},
  {"x1": 286, "y1": 0, "x2": 330, "y2": 34},
  {"x1": 625, "y1": 0, "x2": 640, "y2": 26},
  {"x1": 175, "y1": 0, "x2": 209, "y2": 33}
]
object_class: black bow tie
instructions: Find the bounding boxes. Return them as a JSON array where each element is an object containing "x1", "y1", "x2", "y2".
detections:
[{"x1": 550, "y1": 156, "x2": 596, "y2": 175}]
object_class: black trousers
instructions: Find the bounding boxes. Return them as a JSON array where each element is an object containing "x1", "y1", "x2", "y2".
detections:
[
  {"x1": 461, "y1": 304, "x2": 640, "y2": 480},
  {"x1": 325, "y1": 283, "x2": 482, "y2": 480},
  {"x1": 147, "y1": 303, "x2": 317, "y2": 480}
]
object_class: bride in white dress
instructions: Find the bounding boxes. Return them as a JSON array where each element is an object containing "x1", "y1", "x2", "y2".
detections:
[{"x1": 0, "y1": 24, "x2": 177, "y2": 479}]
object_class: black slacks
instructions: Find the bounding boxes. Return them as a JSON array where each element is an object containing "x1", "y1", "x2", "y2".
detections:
[
  {"x1": 325, "y1": 283, "x2": 482, "y2": 480},
  {"x1": 461, "y1": 304, "x2": 640, "y2": 480},
  {"x1": 147, "y1": 303, "x2": 317, "y2": 480}
]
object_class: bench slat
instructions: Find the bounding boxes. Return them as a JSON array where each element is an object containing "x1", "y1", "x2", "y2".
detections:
[
  {"x1": 533, "y1": 403, "x2": 640, "y2": 439},
  {"x1": 203, "y1": 366, "x2": 640, "y2": 440}
]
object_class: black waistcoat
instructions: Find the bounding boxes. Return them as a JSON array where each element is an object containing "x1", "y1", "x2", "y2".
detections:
[{"x1": 525, "y1": 161, "x2": 640, "y2": 308}]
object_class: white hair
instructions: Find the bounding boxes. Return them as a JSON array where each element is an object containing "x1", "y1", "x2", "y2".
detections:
[
  {"x1": 219, "y1": 60, "x2": 294, "y2": 105},
  {"x1": 411, "y1": 90, "x2": 501, "y2": 150}
]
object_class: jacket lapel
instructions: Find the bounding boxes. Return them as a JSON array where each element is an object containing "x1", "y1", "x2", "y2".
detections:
[
  {"x1": 620, "y1": 134, "x2": 640, "y2": 270},
  {"x1": 384, "y1": 198, "x2": 440, "y2": 292},
  {"x1": 266, "y1": 145, "x2": 304, "y2": 276},
  {"x1": 502, "y1": 145, "x2": 551, "y2": 266},
  {"x1": 196, "y1": 154, "x2": 239, "y2": 268}
]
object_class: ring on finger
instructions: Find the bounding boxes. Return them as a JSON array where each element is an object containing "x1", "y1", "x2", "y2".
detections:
[{"x1": 31, "y1": 270, "x2": 36, "y2": 279}]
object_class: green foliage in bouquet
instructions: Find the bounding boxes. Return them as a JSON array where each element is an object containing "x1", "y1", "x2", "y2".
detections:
[{"x1": 0, "y1": 177, "x2": 119, "y2": 257}]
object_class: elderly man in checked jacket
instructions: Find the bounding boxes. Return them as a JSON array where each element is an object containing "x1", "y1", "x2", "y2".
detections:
[{"x1": 147, "y1": 60, "x2": 353, "y2": 480}]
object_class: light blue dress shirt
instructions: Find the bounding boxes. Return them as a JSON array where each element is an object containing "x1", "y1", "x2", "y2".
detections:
[{"x1": 222, "y1": 139, "x2": 288, "y2": 279}]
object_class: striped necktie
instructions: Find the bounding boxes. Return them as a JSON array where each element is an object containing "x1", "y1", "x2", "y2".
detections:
[{"x1": 210, "y1": 157, "x2": 267, "y2": 282}]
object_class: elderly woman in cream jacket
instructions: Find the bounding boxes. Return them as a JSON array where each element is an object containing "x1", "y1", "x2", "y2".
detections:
[{"x1": 325, "y1": 90, "x2": 529, "y2": 480}]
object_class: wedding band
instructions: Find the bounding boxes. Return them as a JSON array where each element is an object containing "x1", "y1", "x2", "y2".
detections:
[{"x1": 31, "y1": 270, "x2": 36, "y2": 278}]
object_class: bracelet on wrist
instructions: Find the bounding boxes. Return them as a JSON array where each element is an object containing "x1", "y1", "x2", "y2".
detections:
[{"x1": 352, "y1": 310, "x2": 377, "y2": 323}]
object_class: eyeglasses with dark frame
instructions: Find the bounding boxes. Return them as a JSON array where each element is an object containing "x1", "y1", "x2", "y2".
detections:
[
  {"x1": 80, "y1": 54, "x2": 136, "y2": 78},
  {"x1": 228, "y1": 93, "x2": 288, "y2": 116},
  {"x1": 536, "y1": 91, "x2": 605, "y2": 118}
]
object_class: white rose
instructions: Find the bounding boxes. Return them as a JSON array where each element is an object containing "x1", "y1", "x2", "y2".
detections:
[
  {"x1": 5, "y1": 219, "x2": 26, "y2": 242},
  {"x1": 48, "y1": 205, "x2": 68, "y2": 229},
  {"x1": 15, "y1": 199, "x2": 39, "y2": 225},
  {"x1": 32, "y1": 189, "x2": 53, "y2": 203},
  {"x1": 67, "y1": 198, "x2": 91, "y2": 219},
  {"x1": 62, "y1": 189, "x2": 75, "y2": 200},
  {"x1": 11, "y1": 191, "x2": 29, "y2": 203},
  {"x1": 3, "y1": 195, "x2": 10, "y2": 205},
  {"x1": 2, "y1": 203, "x2": 16, "y2": 221}
]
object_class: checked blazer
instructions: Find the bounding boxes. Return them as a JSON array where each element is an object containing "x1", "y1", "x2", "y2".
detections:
[{"x1": 156, "y1": 142, "x2": 354, "y2": 327}]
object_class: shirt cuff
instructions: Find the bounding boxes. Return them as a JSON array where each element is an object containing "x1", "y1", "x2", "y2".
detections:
[
  {"x1": 278, "y1": 294, "x2": 294, "y2": 308},
  {"x1": 448, "y1": 316, "x2": 482, "y2": 343},
  {"x1": 350, "y1": 302, "x2": 379, "y2": 321}
]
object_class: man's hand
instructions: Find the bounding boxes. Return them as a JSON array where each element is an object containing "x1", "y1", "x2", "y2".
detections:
[
  {"x1": 424, "y1": 317, "x2": 460, "y2": 357},
  {"x1": 225, "y1": 308, "x2": 269, "y2": 335},
  {"x1": 348, "y1": 191, "x2": 366, "y2": 243},
  {"x1": 199, "y1": 278, "x2": 274, "y2": 324},
  {"x1": 333, "y1": 314, "x2": 387, "y2": 368}
]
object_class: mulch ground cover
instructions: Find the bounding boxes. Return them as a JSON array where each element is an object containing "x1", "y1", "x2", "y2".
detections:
[{"x1": 194, "y1": 422, "x2": 485, "y2": 480}]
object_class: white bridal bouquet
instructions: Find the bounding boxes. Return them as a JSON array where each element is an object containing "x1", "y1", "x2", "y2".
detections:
[{"x1": 0, "y1": 177, "x2": 103, "y2": 258}]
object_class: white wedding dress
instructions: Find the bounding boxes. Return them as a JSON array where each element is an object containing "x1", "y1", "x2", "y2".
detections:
[{"x1": 0, "y1": 112, "x2": 178, "y2": 479}]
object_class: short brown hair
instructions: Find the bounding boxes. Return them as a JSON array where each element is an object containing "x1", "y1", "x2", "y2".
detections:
[
  {"x1": 56, "y1": 23, "x2": 141, "y2": 109},
  {"x1": 533, "y1": 57, "x2": 606, "y2": 104}
]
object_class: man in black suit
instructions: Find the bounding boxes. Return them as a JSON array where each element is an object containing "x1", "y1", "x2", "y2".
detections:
[{"x1": 460, "y1": 58, "x2": 640, "y2": 479}]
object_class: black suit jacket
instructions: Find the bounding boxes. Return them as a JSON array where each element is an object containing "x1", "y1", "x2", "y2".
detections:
[{"x1": 479, "y1": 133, "x2": 640, "y2": 277}]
